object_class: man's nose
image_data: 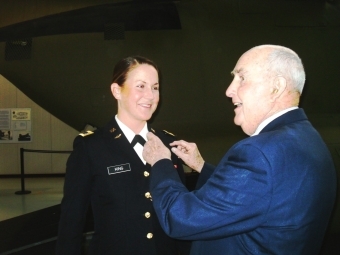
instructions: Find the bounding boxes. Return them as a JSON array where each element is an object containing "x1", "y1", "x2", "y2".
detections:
[{"x1": 225, "y1": 82, "x2": 234, "y2": 98}]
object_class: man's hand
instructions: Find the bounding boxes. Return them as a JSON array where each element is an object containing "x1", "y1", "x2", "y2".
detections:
[
  {"x1": 143, "y1": 132, "x2": 171, "y2": 166},
  {"x1": 170, "y1": 140, "x2": 204, "y2": 173}
]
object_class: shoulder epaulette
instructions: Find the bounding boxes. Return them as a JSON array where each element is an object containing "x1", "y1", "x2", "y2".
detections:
[
  {"x1": 79, "y1": 130, "x2": 94, "y2": 137},
  {"x1": 162, "y1": 130, "x2": 175, "y2": 137}
]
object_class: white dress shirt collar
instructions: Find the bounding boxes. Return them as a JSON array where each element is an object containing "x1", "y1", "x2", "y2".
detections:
[
  {"x1": 115, "y1": 115, "x2": 148, "y2": 141},
  {"x1": 115, "y1": 115, "x2": 148, "y2": 164},
  {"x1": 252, "y1": 107, "x2": 298, "y2": 136}
]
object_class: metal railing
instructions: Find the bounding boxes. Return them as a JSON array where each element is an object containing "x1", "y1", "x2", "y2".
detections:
[{"x1": 15, "y1": 148, "x2": 72, "y2": 195}]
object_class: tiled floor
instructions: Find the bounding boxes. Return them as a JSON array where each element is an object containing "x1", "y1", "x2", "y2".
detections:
[
  {"x1": 0, "y1": 177, "x2": 66, "y2": 255},
  {"x1": 0, "y1": 177, "x2": 64, "y2": 221}
]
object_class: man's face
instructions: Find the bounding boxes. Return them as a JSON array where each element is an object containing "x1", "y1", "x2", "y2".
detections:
[{"x1": 226, "y1": 48, "x2": 275, "y2": 135}]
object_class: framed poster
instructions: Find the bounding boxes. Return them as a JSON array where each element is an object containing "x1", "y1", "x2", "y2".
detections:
[{"x1": 0, "y1": 108, "x2": 32, "y2": 143}]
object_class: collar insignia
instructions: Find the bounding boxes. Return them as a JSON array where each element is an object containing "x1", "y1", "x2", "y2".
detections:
[
  {"x1": 79, "y1": 130, "x2": 94, "y2": 137},
  {"x1": 163, "y1": 130, "x2": 175, "y2": 136}
]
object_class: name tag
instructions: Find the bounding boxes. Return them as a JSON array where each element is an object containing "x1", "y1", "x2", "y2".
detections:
[{"x1": 107, "y1": 163, "x2": 131, "y2": 175}]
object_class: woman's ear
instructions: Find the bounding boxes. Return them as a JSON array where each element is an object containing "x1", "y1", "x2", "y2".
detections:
[{"x1": 111, "y1": 83, "x2": 121, "y2": 99}]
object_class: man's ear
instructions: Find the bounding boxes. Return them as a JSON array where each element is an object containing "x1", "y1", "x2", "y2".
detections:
[
  {"x1": 271, "y1": 76, "x2": 287, "y2": 101},
  {"x1": 111, "y1": 83, "x2": 121, "y2": 99}
]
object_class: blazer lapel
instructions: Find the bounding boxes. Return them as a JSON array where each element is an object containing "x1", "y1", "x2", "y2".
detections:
[{"x1": 260, "y1": 108, "x2": 308, "y2": 134}]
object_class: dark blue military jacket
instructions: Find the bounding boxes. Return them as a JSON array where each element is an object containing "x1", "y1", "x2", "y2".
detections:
[{"x1": 56, "y1": 117, "x2": 190, "y2": 255}]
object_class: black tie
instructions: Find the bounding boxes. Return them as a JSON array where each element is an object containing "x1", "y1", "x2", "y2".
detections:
[{"x1": 131, "y1": 135, "x2": 146, "y2": 147}]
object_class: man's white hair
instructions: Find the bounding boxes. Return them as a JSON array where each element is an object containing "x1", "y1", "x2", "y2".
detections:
[{"x1": 256, "y1": 45, "x2": 306, "y2": 94}]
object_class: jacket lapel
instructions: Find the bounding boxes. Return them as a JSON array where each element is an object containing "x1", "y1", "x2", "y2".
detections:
[
  {"x1": 260, "y1": 108, "x2": 308, "y2": 134},
  {"x1": 102, "y1": 117, "x2": 147, "y2": 165}
]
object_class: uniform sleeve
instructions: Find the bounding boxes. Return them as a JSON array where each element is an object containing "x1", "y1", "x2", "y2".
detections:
[
  {"x1": 150, "y1": 144, "x2": 272, "y2": 240},
  {"x1": 56, "y1": 136, "x2": 93, "y2": 255},
  {"x1": 160, "y1": 131, "x2": 187, "y2": 185},
  {"x1": 171, "y1": 152, "x2": 186, "y2": 185},
  {"x1": 159, "y1": 132, "x2": 192, "y2": 254},
  {"x1": 195, "y1": 162, "x2": 215, "y2": 189}
]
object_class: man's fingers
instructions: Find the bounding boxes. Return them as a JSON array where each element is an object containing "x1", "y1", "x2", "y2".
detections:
[
  {"x1": 171, "y1": 147, "x2": 185, "y2": 158},
  {"x1": 170, "y1": 140, "x2": 188, "y2": 147},
  {"x1": 146, "y1": 131, "x2": 157, "y2": 141},
  {"x1": 178, "y1": 145, "x2": 189, "y2": 154}
]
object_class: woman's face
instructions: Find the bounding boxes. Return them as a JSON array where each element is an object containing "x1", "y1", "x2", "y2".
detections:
[{"x1": 112, "y1": 64, "x2": 160, "y2": 125}]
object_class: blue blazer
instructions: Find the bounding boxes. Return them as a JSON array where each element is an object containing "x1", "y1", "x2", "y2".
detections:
[{"x1": 150, "y1": 109, "x2": 337, "y2": 255}]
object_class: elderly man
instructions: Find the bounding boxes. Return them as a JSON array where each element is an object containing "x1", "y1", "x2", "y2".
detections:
[{"x1": 142, "y1": 45, "x2": 336, "y2": 255}]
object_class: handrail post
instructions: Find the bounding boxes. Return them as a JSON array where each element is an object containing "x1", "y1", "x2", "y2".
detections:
[{"x1": 15, "y1": 148, "x2": 31, "y2": 195}]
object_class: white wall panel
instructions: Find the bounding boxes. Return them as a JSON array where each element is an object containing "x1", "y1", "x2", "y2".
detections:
[
  {"x1": 0, "y1": 75, "x2": 77, "y2": 175},
  {"x1": 51, "y1": 115, "x2": 78, "y2": 173}
]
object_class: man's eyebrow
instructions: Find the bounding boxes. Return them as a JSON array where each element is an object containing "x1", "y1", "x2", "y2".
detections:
[
  {"x1": 230, "y1": 69, "x2": 240, "y2": 76},
  {"x1": 231, "y1": 68, "x2": 242, "y2": 76}
]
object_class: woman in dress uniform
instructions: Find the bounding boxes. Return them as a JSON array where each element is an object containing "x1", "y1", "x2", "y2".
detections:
[{"x1": 56, "y1": 56, "x2": 190, "y2": 255}]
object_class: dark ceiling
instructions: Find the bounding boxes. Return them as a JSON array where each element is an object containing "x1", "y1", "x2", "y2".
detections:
[
  {"x1": 0, "y1": 0, "x2": 340, "y2": 136},
  {"x1": 0, "y1": 1, "x2": 181, "y2": 42},
  {"x1": 1, "y1": 0, "x2": 340, "y2": 38}
]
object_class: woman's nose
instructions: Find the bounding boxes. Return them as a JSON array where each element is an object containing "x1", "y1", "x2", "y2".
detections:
[{"x1": 144, "y1": 87, "x2": 154, "y2": 99}]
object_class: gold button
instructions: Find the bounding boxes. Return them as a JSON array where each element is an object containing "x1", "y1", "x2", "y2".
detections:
[
  {"x1": 145, "y1": 212, "x2": 151, "y2": 218},
  {"x1": 146, "y1": 233, "x2": 153, "y2": 239},
  {"x1": 144, "y1": 171, "x2": 150, "y2": 177},
  {"x1": 145, "y1": 192, "x2": 152, "y2": 199}
]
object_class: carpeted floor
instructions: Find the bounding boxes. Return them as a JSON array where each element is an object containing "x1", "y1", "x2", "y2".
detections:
[{"x1": 0, "y1": 177, "x2": 338, "y2": 255}]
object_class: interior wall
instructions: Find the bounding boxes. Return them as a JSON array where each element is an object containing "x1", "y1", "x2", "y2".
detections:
[
  {"x1": 0, "y1": 75, "x2": 79, "y2": 175},
  {"x1": 0, "y1": 1, "x2": 340, "y2": 139},
  {"x1": 0, "y1": 0, "x2": 339, "y2": 233}
]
